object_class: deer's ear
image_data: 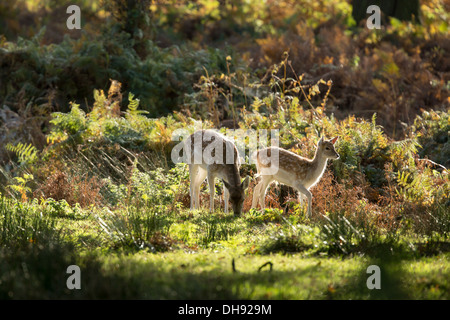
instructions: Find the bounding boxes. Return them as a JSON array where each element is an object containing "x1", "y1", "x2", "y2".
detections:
[
  {"x1": 330, "y1": 136, "x2": 339, "y2": 145},
  {"x1": 241, "y1": 176, "x2": 250, "y2": 190},
  {"x1": 318, "y1": 136, "x2": 324, "y2": 145},
  {"x1": 222, "y1": 179, "x2": 232, "y2": 190}
]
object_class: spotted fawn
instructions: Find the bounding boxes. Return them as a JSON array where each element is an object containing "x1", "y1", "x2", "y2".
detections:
[
  {"x1": 251, "y1": 136, "x2": 339, "y2": 216},
  {"x1": 185, "y1": 130, "x2": 249, "y2": 216}
]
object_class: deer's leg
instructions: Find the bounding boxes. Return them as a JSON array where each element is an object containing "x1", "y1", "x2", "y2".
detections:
[
  {"x1": 251, "y1": 180, "x2": 262, "y2": 209},
  {"x1": 294, "y1": 183, "x2": 312, "y2": 216},
  {"x1": 207, "y1": 171, "x2": 216, "y2": 213},
  {"x1": 259, "y1": 176, "x2": 273, "y2": 212},
  {"x1": 298, "y1": 192, "x2": 306, "y2": 205},
  {"x1": 223, "y1": 185, "x2": 229, "y2": 214},
  {"x1": 188, "y1": 164, "x2": 196, "y2": 210},
  {"x1": 194, "y1": 167, "x2": 207, "y2": 209}
]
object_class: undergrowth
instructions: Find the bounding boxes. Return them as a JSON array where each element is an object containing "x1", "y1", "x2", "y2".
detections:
[{"x1": 0, "y1": 0, "x2": 448, "y2": 300}]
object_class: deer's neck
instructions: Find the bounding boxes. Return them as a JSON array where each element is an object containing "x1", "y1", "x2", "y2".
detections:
[
  {"x1": 225, "y1": 164, "x2": 241, "y2": 186},
  {"x1": 310, "y1": 150, "x2": 328, "y2": 181}
]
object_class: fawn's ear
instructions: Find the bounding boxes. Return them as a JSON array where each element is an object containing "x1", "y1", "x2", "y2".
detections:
[
  {"x1": 318, "y1": 136, "x2": 324, "y2": 145},
  {"x1": 241, "y1": 176, "x2": 250, "y2": 190},
  {"x1": 330, "y1": 136, "x2": 339, "y2": 145},
  {"x1": 222, "y1": 179, "x2": 232, "y2": 190}
]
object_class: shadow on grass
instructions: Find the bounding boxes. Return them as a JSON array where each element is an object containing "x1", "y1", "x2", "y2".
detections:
[
  {"x1": 0, "y1": 243, "x2": 348, "y2": 299},
  {"x1": 3, "y1": 241, "x2": 448, "y2": 299},
  {"x1": 334, "y1": 253, "x2": 412, "y2": 299}
]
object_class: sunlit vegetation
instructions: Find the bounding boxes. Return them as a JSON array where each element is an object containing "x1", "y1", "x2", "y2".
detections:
[{"x1": 0, "y1": 0, "x2": 448, "y2": 299}]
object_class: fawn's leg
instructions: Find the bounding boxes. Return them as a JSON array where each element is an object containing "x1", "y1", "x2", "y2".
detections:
[
  {"x1": 251, "y1": 179, "x2": 262, "y2": 209},
  {"x1": 298, "y1": 192, "x2": 306, "y2": 205},
  {"x1": 259, "y1": 176, "x2": 273, "y2": 211},
  {"x1": 189, "y1": 164, "x2": 197, "y2": 210},
  {"x1": 207, "y1": 171, "x2": 216, "y2": 213},
  {"x1": 194, "y1": 167, "x2": 207, "y2": 209},
  {"x1": 294, "y1": 183, "x2": 312, "y2": 216},
  {"x1": 223, "y1": 185, "x2": 229, "y2": 213}
]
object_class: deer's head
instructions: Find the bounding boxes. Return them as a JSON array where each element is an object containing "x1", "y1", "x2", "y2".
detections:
[
  {"x1": 318, "y1": 136, "x2": 340, "y2": 160},
  {"x1": 222, "y1": 176, "x2": 250, "y2": 216}
]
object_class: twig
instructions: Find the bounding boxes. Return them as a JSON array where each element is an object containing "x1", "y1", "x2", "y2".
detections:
[
  {"x1": 232, "y1": 258, "x2": 237, "y2": 273},
  {"x1": 418, "y1": 158, "x2": 447, "y2": 172},
  {"x1": 258, "y1": 261, "x2": 273, "y2": 272}
]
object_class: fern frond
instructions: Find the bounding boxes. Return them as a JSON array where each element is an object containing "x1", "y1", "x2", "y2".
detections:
[
  {"x1": 396, "y1": 169, "x2": 436, "y2": 204},
  {"x1": 6, "y1": 142, "x2": 38, "y2": 165},
  {"x1": 126, "y1": 92, "x2": 148, "y2": 118},
  {"x1": 391, "y1": 138, "x2": 421, "y2": 156}
]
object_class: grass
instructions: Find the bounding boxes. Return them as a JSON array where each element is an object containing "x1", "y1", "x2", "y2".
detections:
[
  {"x1": 2, "y1": 239, "x2": 447, "y2": 299},
  {"x1": 0, "y1": 196, "x2": 448, "y2": 299},
  {"x1": 1, "y1": 0, "x2": 448, "y2": 302},
  {"x1": 0, "y1": 99, "x2": 447, "y2": 299}
]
